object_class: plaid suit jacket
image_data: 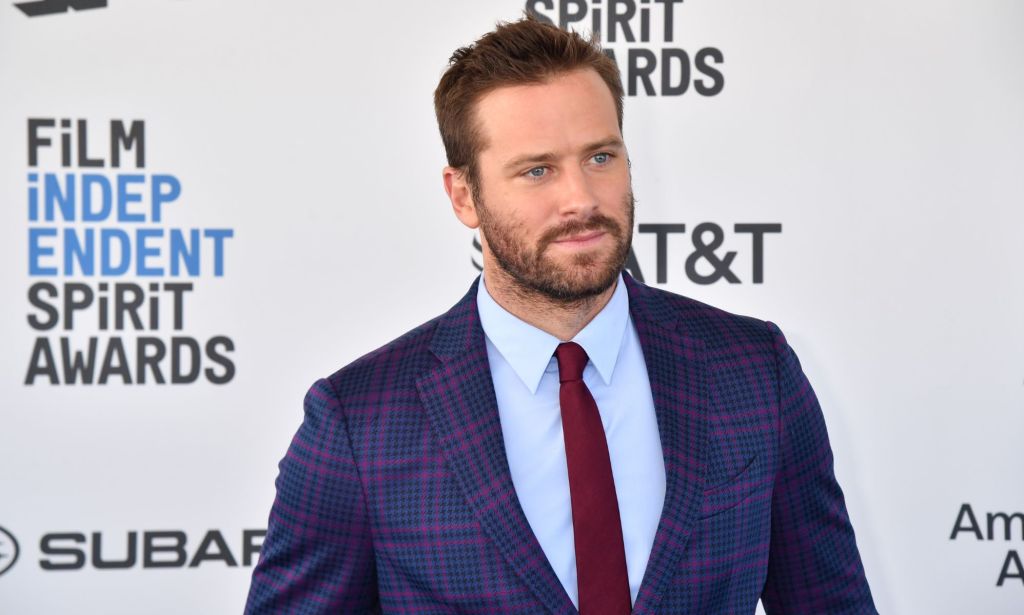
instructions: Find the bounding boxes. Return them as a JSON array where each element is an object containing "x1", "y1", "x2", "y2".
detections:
[{"x1": 245, "y1": 275, "x2": 877, "y2": 614}]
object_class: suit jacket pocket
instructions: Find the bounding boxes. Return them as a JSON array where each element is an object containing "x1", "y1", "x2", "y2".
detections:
[{"x1": 699, "y1": 454, "x2": 764, "y2": 519}]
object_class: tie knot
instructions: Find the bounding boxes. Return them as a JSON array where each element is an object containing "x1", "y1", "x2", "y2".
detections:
[{"x1": 554, "y1": 342, "x2": 589, "y2": 383}]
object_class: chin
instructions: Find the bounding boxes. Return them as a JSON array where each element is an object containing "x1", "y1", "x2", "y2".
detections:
[{"x1": 541, "y1": 263, "x2": 621, "y2": 300}]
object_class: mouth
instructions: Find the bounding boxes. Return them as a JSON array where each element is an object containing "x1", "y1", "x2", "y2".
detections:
[{"x1": 551, "y1": 230, "x2": 607, "y2": 248}]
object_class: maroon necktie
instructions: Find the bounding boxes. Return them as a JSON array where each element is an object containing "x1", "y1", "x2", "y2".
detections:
[{"x1": 555, "y1": 342, "x2": 631, "y2": 615}]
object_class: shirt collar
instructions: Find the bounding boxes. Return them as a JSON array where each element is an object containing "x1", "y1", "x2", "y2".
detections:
[{"x1": 476, "y1": 273, "x2": 630, "y2": 394}]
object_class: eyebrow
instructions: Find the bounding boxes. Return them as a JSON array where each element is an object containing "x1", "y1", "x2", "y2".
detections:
[{"x1": 501, "y1": 137, "x2": 625, "y2": 173}]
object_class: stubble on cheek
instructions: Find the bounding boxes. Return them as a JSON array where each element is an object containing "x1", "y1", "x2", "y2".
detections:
[{"x1": 476, "y1": 190, "x2": 635, "y2": 303}]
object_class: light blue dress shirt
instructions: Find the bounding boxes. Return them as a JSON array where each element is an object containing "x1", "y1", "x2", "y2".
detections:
[{"x1": 476, "y1": 274, "x2": 666, "y2": 609}]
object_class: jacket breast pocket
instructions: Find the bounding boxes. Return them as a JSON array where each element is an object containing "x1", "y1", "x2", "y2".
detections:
[{"x1": 698, "y1": 455, "x2": 766, "y2": 519}]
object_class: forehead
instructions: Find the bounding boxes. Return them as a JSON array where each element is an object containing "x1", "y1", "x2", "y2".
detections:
[{"x1": 473, "y1": 68, "x2": 621, "y2": 164}]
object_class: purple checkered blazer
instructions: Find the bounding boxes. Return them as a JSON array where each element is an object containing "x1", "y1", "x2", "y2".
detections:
[{"x1": 245, "y1": 275, "x2": 876, "y2": 614}]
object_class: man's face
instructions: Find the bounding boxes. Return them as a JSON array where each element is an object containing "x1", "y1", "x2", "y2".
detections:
[{"x1": 464, "y1": 68, "x2": 634, "y2": 303}]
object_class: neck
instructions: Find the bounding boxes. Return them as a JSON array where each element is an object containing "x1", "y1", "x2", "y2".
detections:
[{"x1": 482, "y1": 265, "x2": 618, "y2": 342}]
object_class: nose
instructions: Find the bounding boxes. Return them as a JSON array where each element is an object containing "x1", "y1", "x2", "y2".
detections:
[{"x1": 557, "y1": 165, "x2": 599, "y2": 218}]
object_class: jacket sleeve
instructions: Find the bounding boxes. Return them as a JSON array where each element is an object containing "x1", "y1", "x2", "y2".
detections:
[
  {"x1": 245, "y1": 378, "x2": 380, "y2": 614},
  {"x1": 760, "y1": 322, "x2": 878, "y2": 614}
]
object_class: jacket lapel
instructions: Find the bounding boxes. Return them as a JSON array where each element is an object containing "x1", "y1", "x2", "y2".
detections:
[
  {"x1": 624, "y1": 275, "x2": 709, "y2": 614},
  {"x1": 415, "y1": 279, "x2": 576, "y2": 615}
]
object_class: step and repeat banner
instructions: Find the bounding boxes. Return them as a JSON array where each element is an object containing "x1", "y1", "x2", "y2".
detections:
[{"x1": 1, "y1": 1, "x2": 1021, "y2": 613}]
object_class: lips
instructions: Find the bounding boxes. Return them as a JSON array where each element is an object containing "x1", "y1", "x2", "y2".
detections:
[
  {"x1": 538, "y1": 214, "x2": 622, "y2": 253},
  {"x1": 553, "y1": 230, "x2": 606, "y2": 245}
]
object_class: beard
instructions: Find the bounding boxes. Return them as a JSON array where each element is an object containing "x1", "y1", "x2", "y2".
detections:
[{"x1": 476, "y1": 190, "x2": 635, "y2": 304}]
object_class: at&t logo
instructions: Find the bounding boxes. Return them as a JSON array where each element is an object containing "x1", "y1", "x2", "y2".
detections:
[{"x1": 13, "y1": 0, "x2": 106, "y2": 17}]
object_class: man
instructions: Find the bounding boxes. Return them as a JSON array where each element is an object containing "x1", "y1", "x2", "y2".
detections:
[{"x1": 246, "y1": 15, "x2": 877, "y2": 615}]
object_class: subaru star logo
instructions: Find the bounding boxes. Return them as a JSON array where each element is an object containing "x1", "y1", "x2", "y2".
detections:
[{"x1": 0, "y1": 526, "x2": 20, "y2": 576}]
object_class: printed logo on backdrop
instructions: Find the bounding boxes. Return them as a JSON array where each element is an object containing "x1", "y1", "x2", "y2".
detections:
[
  {"x1": 37, "y1": 528, "x2": 265, "y2": 571},
  {"x1": 950, "y1": 503, "x2": 1024, "y2": 587},
  {"x1": 527, "y1": 0, "x2": 724, "y2": 96},
  {"x1": 472, "y1": 223, "x2": 783, "y2": 285},
  {"x1": 23, "y1": 119, "x2": 236, "y2": 385},
  {"x1": 13, "y1": 0, "x2": 106, "y2": 17},
  {"x1": 0, "y1": 526, "x2": 263, "y2": 576},
  {"x1": 0, "y1": 527, "x2": 19, "y2": 576}
]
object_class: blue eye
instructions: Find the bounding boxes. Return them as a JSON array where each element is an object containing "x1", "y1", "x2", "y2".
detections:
[
  {"x1": 593, "y1": 153, "x2": 610, "y2": 164},
  {"x1": 527, "y1": 167, "x2": 547, "y2": 178}
]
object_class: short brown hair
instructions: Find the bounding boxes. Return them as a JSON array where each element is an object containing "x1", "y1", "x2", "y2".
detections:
[{"x1": 434, "y1": 14, "x2": 624, "y2": 190}]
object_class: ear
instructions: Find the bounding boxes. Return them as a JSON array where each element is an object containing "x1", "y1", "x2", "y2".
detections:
[{"x1": 443, "y1": 166, "x2": 479, "y2": 229}]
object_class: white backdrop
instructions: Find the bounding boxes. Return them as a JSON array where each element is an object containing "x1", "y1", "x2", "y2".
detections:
[{"x1": 1, "y1": 1, "x2": 1022, "y2": 613}]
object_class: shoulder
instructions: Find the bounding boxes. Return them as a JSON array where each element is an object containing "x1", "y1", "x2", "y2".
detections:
[
  {"x1": 320, "y1": 279, "x2": 480, "y2": 400},
  {"x1": 321, "y1": 312, "x2": 444, "y2": 401},
  {"x1": 624, "y1": 275, "x2": 781, "y2": 353}
]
